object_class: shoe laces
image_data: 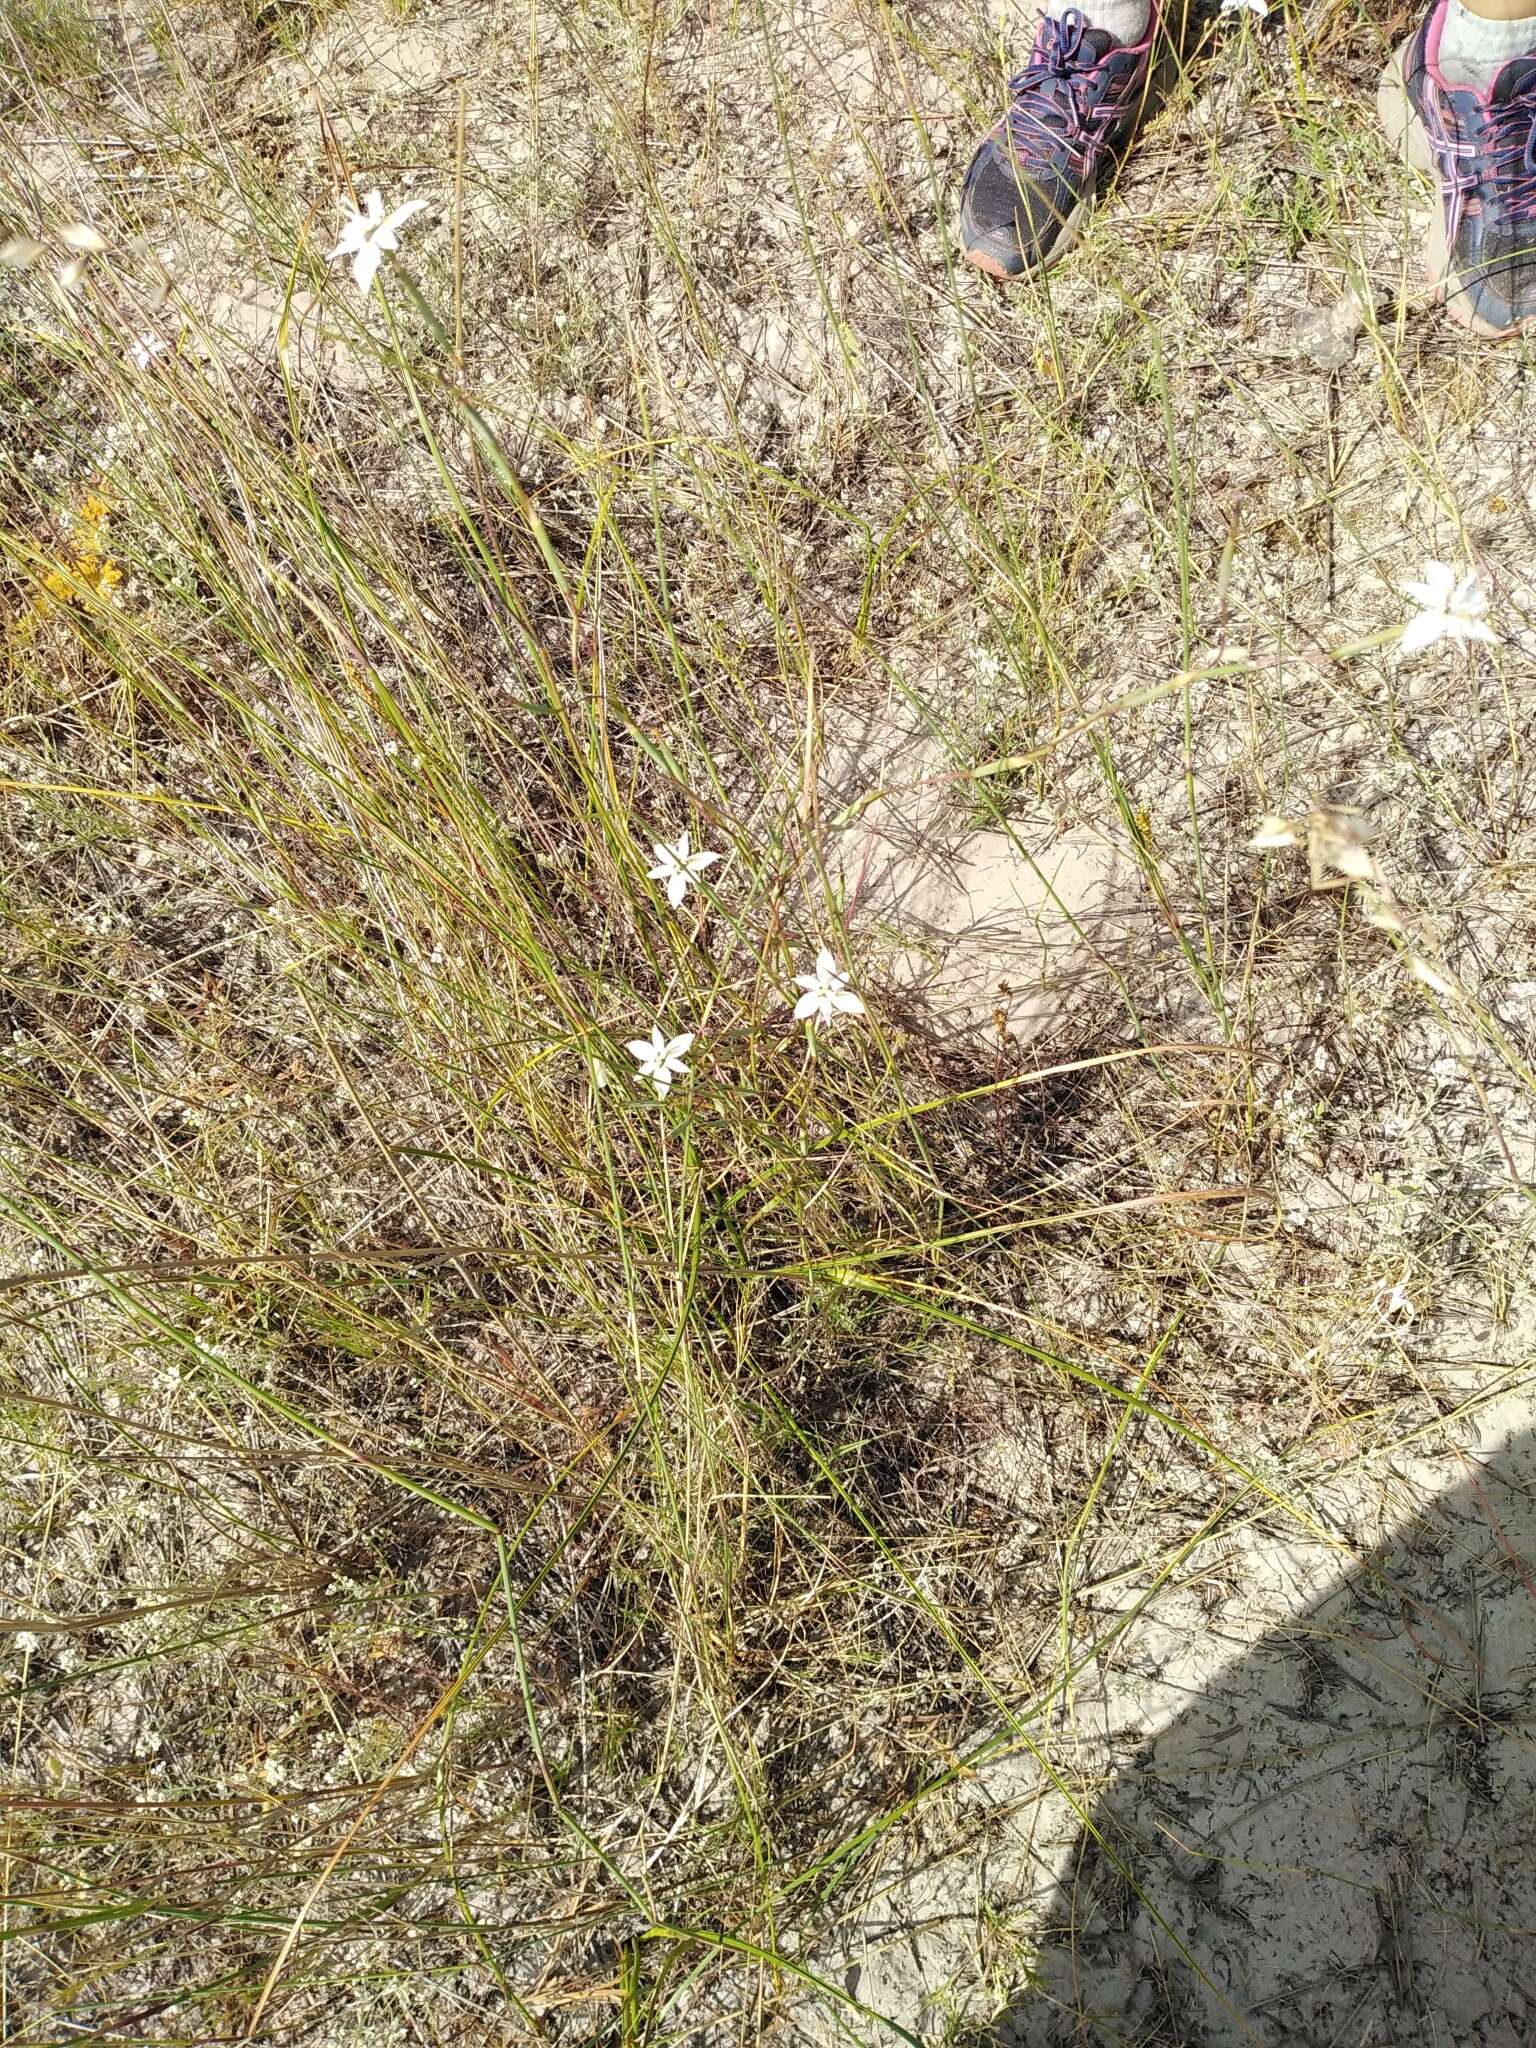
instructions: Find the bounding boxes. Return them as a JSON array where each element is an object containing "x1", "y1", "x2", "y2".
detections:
[
  {"x1": 1429, "y1": 76, "x2": 1536, "y2": 234},
  {"x1": 1006, "y1": 9, "x2": 1116, "y2": 172},
  {"x1": 1487, "y1": 80, "x2": 1536, "y2": 224}
]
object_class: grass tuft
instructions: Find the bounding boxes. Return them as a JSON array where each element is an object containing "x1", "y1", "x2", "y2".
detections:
[{"x1": 2, "y1": 0, "x2": 1534, "y2": 2040}]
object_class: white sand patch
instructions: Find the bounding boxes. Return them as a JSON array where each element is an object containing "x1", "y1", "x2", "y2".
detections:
[
  {"x1": 824, "y1": 703, "x2": 1144, "y2": 1042},
  {"x1": 844, "y1": 819, "x2": 1135, "y2": 1041}
]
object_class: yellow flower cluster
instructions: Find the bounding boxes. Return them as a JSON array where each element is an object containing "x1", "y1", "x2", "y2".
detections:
[{"x1": 8, "y1": 491, "x2": 123, "y2": 647}]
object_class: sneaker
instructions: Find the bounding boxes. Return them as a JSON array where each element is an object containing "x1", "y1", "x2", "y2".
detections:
[
  {"x1": 959, "y1": 3, "x2": 1161, "y2": 280},
  {"x1": 1379, "y1": 0, "x2": 1536, "y2": 336}
]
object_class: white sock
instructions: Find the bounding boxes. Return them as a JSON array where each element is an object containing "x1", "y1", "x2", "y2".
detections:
[
  {"x1": 1046, "y1": 0, "x2": 1151, "y2": 46},
  {"x1": 1436, "y1": 0, "x2": 1536, "y2": 94}
]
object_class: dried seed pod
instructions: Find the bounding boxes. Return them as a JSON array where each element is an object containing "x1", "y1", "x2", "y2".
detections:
[
  {"x1": 1408, "y1": 957, "x2": 1454, "y2": 996},
  {"x1": 58, "y1": 222, "x2": 110, "y2": 254},
  {"x1": 1249, "y1": 815, "x2": 1302, "y2": 851},
  {"x1": 1317, "y1": 836, "x2": 1374, "y2": 883},
  {"x1": 1359, "y1": 888, "x2": 1404, "y2": 936}
]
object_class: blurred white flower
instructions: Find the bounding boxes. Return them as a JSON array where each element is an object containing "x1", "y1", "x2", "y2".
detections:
[
  {"x1": 647, "y1": 830, "x2": 719, "y2": 909},
  {"x1": 129, "y1": 331, "x2": 167, "y2": 369},
  {"x1": 327, "y1": 189, "x2": 428, "y2": 298},
  {"x1": 1220, "y1": 0, "x2": 1269, "y2": 14},
  {"x1": 1399, "y1": 561, "x2": 1498, "y2": 655},
  {"x1": 1249, "y1": 815, "x2": 1302, "y2": 851},
  {"x1": 793, "y1": 949, "x2": 865, "y2": 1028},
  {"x1": 626, "y1": 1024, "x2": 694, "y2": 1098},
  {"x1": 971, "y1": 646, "x2": 1005, "y2": 690}
]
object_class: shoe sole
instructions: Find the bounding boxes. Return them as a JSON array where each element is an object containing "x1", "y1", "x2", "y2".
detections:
[
  {"x1": 1376, "y1": 37, "x2": 1523, "y2": 340},
  {"x1": 962, "y1": 190, "x2": 1092, "y2": 281}
]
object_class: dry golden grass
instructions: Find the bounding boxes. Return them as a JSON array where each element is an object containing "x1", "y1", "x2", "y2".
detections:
[{"x1": 2, "y1": 0, "x2": 1534, "y2": 2039}]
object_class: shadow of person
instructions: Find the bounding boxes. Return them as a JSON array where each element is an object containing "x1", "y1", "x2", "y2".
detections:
[{"x1": 964, "y1": 1421, "x2": 1536, "y2": 2048}]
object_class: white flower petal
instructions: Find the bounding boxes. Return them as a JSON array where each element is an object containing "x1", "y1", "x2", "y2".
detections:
[
  {"x1": 832, "y1": 988, "x2": 865, "y2": 1015},
  {"x1": 666, "y1": 872, "x2": 687, "y2": 908},
  {"x1": 793, "y1": 991, "x2": 822, "y2": 1021},
  {"x1": 1406, "y1": 561, "x2": 1455, "y2": 605},
  {"x1": 665, "y1": 1033, "x2": 695, "y2": 1061},
  {"x1": 1398, "y1": 611, "x2": 1444, "y2": 655},
  {"x1": 814, "y1": 948, "x2": 840, "y2": 983},
  {"x1": 327, "y1": 189, "x2": 425, "y2": 297},
  {"x1": 626, "y1": 1038, "x2": 657, "y2": 1062},
  {"x1": 382, "y1": 198, "x2": 429, "y2": 234},
  {"x1": 688, "y1": 849, "x2": 719, "y2": 872},
  {"x1": 1398, "y1": 561, "x2": 1499, "y2": 660},
  {"x1": 352, "y1": 241, "x2": 385, "y2": 296}
]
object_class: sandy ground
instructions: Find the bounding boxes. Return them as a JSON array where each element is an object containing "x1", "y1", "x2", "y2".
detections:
[{"x1": 5, "y1": 0, "x2": 1536, "y2": 2038}]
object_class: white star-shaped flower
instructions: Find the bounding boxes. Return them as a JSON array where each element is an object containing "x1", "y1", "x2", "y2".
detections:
[
  {"x1": 1371, "y1": 1278, "x2": 1415, "y2": 1324},
  {"x1": 793, "y1": 949, "x2": 865, "y2": 1028},
  {"x1": 327, "y1": 189, "x2": 428, "y2": 298},
  {"x1": 1399, "y1": 561, "x2": 1499, "y2": 656},
  {"x1": 129, "y1": 331, "x2": 167, "y2": 370},
  {"x1": 626, "y1": 1024, "x2": 695, "y2": 1098},
  {"x1": 646, "y1": 830, "x2": 719, "y2": 909}
]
